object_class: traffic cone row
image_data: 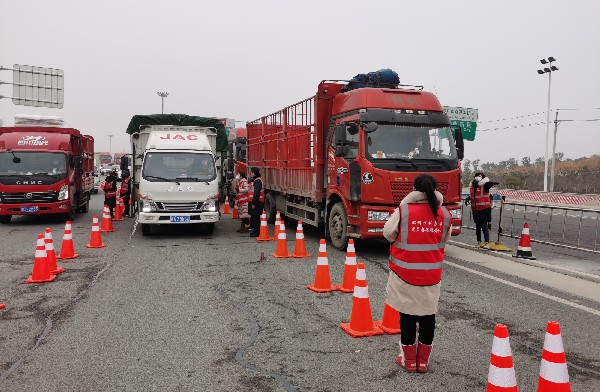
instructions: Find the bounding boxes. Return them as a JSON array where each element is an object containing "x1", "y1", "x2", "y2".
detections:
[
  {"x1": 514, "y1": 223, "x2": 536, "y2": 260},
  {"x1": 291, "y1": 221, "x2": 310, "y2": 258},
  {"x1": 87, "y1": 214, "x2": 106, "y2": 248},
  {"x1": 26, "y1": 234, "x2": 56, "y2": 284},
  {"x1": 57, "y1": 221, "x2": 79, "y2": 259},
  {"x1": 100, "y1": 206, "x2": 115, "y2": 232},
  {"x1": 272, "y1": 222, "x2": 292, "y2": 258},
  {"x1": 306, "y1": 239, "x2": 335, "y2": 292},
  {"x1": 256, "y1": 211, "x2": 272, "y2": 241},
  {"x1": 340, "y1": 262, "x2": 384, "y2": 337},
  {"x1": 486, "y1": 322, "x2": 571, "y2": 392},
  {"x1": 113, "y1": 198, "x2": 124, "y2": 221},
  {"x1": 223, "y1": 196, "x2": 231, "y2": 214}
]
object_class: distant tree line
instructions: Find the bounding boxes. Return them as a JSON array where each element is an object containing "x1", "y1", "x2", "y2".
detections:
[{"x1": 461, "y1": 154, "x2": 600, "y2": 194}]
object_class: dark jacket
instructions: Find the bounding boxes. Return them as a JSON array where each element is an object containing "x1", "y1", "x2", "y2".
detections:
[{"x1": 251, "y1": 176, "x2": 263, "y2": 206}]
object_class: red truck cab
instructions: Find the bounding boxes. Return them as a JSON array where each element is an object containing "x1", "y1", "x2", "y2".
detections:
[{"x1": 0, "y1": 127, "x2": 94, "y2": 223}]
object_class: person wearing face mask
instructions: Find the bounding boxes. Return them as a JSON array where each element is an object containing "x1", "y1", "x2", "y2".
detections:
[{"x1": 466, "y1": 172, "x2": 498, "y2": 249}]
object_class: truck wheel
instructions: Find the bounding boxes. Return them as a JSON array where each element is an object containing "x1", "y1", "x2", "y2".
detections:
[
  {"x1": 0, "y1": 215, "x2": 12, "y2": 224},
  {"x1": 141, "y1": 224, "x2": 152, "y2": 236},
  {"x1": 265, "y1": 193, "x2": 276, "y2": 223},
  {"x1": 328, "y1": 202, "x2": 348, "y2": 250},
  {"x1": 200, "y1": 223, "x2": 215, "y2": 235},
  {"x1": 65, "y1": 201, "x2": 77, "y2": 221},
  {"x1": 78, "y1": 199, "x2": 90, "y2": 213}
]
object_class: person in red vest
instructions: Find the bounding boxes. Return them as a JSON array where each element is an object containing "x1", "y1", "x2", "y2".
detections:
[
  {"x1": 465, "y1": 172, "x2": 498, "y2": 249},
  {"x1": 118, "y1": 169, "x2": 132, "y2": 217},
  {"x1": 103, "y1": 170, "x2": 118, "y2": 218},
  {"x1": 248, "y1": 167, "x2": 265, "y2": 237},
  {"x1": 383, "y1": 174, "x2": 451, "y2": 373}
]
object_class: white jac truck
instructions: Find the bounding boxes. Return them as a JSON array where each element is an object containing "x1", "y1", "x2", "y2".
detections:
[{"x1": 130, "y1": 125, "x2": 221, "y2": 236}]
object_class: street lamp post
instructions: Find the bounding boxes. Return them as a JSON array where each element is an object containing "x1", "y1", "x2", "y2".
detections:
[
  {"x1": 157, "y1": 91, "x2": 169, "y2": 114},
  {"x1": 537, "y1": 57, "x2": 559, "y2": 192},
  {"x1": 550, "y1": 111, "x2": 560, "y2": 192},
  {"x1": 108, "y1": 134, "x2": 113, "y2": 157}
]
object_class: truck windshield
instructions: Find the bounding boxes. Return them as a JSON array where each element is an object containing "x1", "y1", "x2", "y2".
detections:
[
  {"x1": 143, "y1": 152, "x2": 216, "y2": 182},
  {"x1": 366, "y1": 124, "x2": 457, "y2": 161},
  {"x1": 0, "y1": 152, "x2": 68, "y2": 178}
]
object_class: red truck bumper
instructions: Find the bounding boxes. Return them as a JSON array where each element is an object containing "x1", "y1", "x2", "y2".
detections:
[{"x1": 0, "y1": 201, "x2": 71, "y2": 216}]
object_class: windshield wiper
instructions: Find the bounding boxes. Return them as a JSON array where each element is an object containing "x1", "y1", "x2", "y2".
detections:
[
  {"x1": 0, "y1": 174, "x2": 30, "y2": 179},
  {"x1": 144, "y1": 175, "x2": 180, "y2": 185},
  {"x1": 34, "y1": 172, "x2": 59, "y2": 177},
  {"x1": 413, "y1": 159, "x2": 452, "y2": 170},
  {"x1": 393, "y1": 158, "x2": 419, "y2": 170},
  {"x1": 180, "y1": 177, "x2": 213, "y2": 185}
]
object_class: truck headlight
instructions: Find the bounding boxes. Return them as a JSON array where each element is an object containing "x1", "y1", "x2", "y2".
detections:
[
  {"x1": 368, "y1": 211, "x2": 390, "y2": 221},
  {"x1": 202, "y1": 200, "x2": 217, "y2": 212},
  {"x1": 448, "y1": 208, "x2": 462, "y2": 219},
  {"x1": 58, "y1": 185, "x2": 69, "y2": 201},
  {"x1": 142, "y1": 201, "x2": 157, "y2": 213}
]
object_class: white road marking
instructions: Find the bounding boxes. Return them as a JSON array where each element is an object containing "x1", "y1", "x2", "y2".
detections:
[{"x1": 444, "y1": 260, "x2": 600, "y2": 317}]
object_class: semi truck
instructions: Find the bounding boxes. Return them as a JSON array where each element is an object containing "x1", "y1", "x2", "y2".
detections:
[
  {"x1": 97, "y1": 152, "x2": 112, "y2": 166},
  {"x1": 0, "y1": 119, "x2": 95, "y2": 223},
  {"x1": 247, "y1": 72, "x2": 464, "y2": 249},
  {"x1": 126, "y1": 115, "x2": 228, "y2": 236}
]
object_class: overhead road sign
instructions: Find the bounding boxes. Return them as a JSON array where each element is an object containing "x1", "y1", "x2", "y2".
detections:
[
  {"x1": 0, "y1": 64, "x2": 64, "y2": 108},
  {"x1": 442, "y1": 106, "x2": 478, "y2": 141}
]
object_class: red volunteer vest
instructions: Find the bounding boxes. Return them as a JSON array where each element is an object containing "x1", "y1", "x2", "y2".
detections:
[
  {"x1": 120, "y1": 177, "x2": 130, "y2": 196},
  {"x1": 104, "y1": 179, "x2": 116, "y2": 199},
  {"x1": 389, "y1": 203, "x2": 451, "y2": 286},
  {"x1": 470, "y1": 185, "x2": 491, "y2": 211}
]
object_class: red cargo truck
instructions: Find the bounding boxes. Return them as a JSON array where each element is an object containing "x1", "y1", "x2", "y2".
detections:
[
  {"x1": 247, "y1": 80, "x2": 464, "y2": 249},
  {"x1": 0, "y1": 127, "x2": 95, "y2": 223}
]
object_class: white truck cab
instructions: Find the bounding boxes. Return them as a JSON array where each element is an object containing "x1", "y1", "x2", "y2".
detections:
[{"x1": 133, "y1": 126, "x2": 220, "y2": 236}]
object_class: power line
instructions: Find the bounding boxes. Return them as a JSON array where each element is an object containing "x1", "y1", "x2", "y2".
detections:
[
  {"x1": 478, "y1": 111, "x2": 546, "y2": 123},
  {"x1": 478, "y1": 121, "x2": 547, "y2": 132},
  {"x1": 557, "y1": 107, "x2": 600, "y2": 111}
]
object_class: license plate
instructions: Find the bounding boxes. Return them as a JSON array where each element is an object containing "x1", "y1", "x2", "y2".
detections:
[
  {"x1": 21, "y1": 206, "x2": 39, "y2": 212},
  {"x1": 170, "y1": 216, "x2": 190, "y2": 223}
]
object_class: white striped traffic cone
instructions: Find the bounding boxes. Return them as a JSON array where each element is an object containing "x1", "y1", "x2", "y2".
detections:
[
  {"x1": 514, "y1": 223, "x2": 536, "y2": 260},
  {"x1": 57, "y1": 221, "x2": 79, "y2": 259},
  {"x1": 537, "y1": 321, "x2": 571, "y2": 392},
  {"x1": 487, "y1": 324, "x2": 518, "y2": 391}
]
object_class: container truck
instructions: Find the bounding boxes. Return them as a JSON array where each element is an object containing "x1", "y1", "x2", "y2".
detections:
[
  {"x1": 0, "y1": 119, "x2": 94, "y2": 223},
  {"x1": 247, "y1": 72, "x2": 464, "y2": 249},
  {"x1": 126, "y1": 114, "x2": 228, "y2": 236},
  {"x1": 97, "y1": 152, "x2": 112, "y2": 166}
]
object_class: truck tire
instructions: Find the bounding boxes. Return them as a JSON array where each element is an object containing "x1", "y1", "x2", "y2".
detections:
[
  {"x1": 65, "y1": 200, "x2": 77, "y2": 221},
  {"x1": 265, "y1": 193, "x2": 276, "y2": 223},
  {"x1": 200, "y1": 222, "x2": 215, "y2": 235},
  {"x1": 78, "y1": 199, "x2": 90, "y2": 213},
  {"x1": 0, "y1": 215, "x2": 12, "y2": 224},
  {"x1": 141, "y1": 224, "x2": 152, "y2": 236},
  {"x1": 328, "y1": 202, "x2": 348, "y2": 250}
]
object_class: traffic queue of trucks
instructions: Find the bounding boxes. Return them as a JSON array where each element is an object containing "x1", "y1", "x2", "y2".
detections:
[{"x1": 1, "y1": 70, "x2": 465, "y2": 248}]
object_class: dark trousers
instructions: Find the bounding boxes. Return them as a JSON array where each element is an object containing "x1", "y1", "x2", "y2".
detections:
[
  {"x1": 400, "y1": 313, "x2": 436, "y2": 346},
  {"x1": 476, "y1": 221, "x2": 490, "y2": 242},
  {"x1": 121, "y1": 194, "x2": 131, "y2": 216},
  {"x1": 250, "y1": 202, "x2": 264, "y2": 235},
  {"x1": 105, "y1": 197, "x2": 116, "y2": 218}
]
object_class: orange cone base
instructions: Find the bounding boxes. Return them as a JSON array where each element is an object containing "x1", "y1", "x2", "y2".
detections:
[
  {"x1": 340, "y1": 322, "x2": 384, "y2": 338},
  {"x1": 292, "y1": 252, "x2": 311, "y2": 258},
  {"x1": 86, "y1": 243, "x2": 105, "y2": 248},
  {"x1": 0, "y1": 304, "x2": 5, "y2": 309},
  {"x1": 257, "y1": 237, "x2": 273, "y2": 242},
  {"x1": 26, "y1": 274, "x2": 56, "y2": 284},
  {"x1": 50, "y1": 266, "x2": 65, "y2": 275},
  {"x1": 333, "y1": 284, "x2": 354, "y2": 293},
  {"x1": 272, "y1": 252, "x2": 292, "y2": 259},
  {"x1": 306, "y1": 284, "x2": 335, "y2": 293},
  {"x1": 100, "y1": 228, "x2": 115, "y2": 233},
  {"x1": 486, "y1": 382, "x2": 518, "y2": 392},
  {"x1": 374, "y1": 320, "x2": 401, "y2": 335},
  {"x1": 57, "y1": 253, "x2": 79, "y2": 260},
  {"x1": 112, "y1": 217, "x2": 123, "y2": 221},
  {"x1": 513, "y1": 253, "x2": 536, "y2": 260},
  {"x1": 537, "y1": 377, "x2": 570, "y2": 392}
]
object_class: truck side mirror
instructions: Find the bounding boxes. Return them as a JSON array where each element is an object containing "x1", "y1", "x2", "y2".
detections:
[
  {"x1": 74, "y1": 156, "x2": 83, "y2": 171},
  {"x1": 452, "y1": 125, "x2": 464, "y2": 160},
  {"x1": 334, "y1": 125, "x2": 347, "y2": 146},
  {"x1": 363, "y1": 122, "x2": 378, "y2": 133},
  {"x1": 120, "y1": 156, "x2": 130, "y2": 170}
]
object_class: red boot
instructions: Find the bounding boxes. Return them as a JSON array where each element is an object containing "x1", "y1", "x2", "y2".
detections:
[
  {"x1": 416, "y1": 343, "x2": 433, "y2": 373},
  {"x1": 395, "y1": 344, "x2": 417, "y2": 372}
]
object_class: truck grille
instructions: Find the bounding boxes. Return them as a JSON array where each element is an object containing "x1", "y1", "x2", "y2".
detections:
[
  {"x1": 390, "y1": 182, "x2": 448, "y2": 204},
  {"x1": 1, "y1": 191, "x2": 58, "y2": 204},
  {"x1": 155, "y1": 202, "x2": 203, "y2": 212}
]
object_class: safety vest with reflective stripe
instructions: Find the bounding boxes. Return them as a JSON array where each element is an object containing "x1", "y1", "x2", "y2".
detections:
[
  {"x1": 470, "y1": 185, "x2": 491, "y2": 210},
  {"x1": 248, "y1": 177, "x2": 265, "y2": 203},
  {"x1": 120, "y1": 177, "x2": 130, "y2": 196},
  {"x1": 389, "y1": 203, "x2": 451, "y2": 286},
  {"x1": 104, "y1": 179, "x2": 116, "y2": 199}
]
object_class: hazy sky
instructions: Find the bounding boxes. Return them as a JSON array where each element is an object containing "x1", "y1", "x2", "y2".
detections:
[{"x1": 1, "y1": 0, "x2": 599, "y2": 163}]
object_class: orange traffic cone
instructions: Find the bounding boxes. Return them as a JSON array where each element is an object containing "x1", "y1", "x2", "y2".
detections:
[
  {"x1": 57, "y1": 221, "x2": 79, "y2": 259},
  {"x1": 0, "y1": 304, "x2": 5, "y2": 310},
  {"x1": 271, "y1": 211, "x2": 282, "y2": 240},
  {"x1": 374, "y1": 303, "x2": 401, "y2": 334},
  {"x1": 26, "y1": 234, "x2": 56, "y2": 284},
  {"x1": 291, "y1": 221, "x2": 311, "y2": 258},
  {"x1": 487, "y1": 324, "x2": 518, "y2": 392},
  {"x1": 44, "y1": 228, "x2": 65, "y2": 275},
  {"x1": 307, "y1": 239, "x2": 335, "y2": 293},
  {"x1": 86, "y1": 214, "x2": 106, "y2": 248},
  {"x1": 100, "y1": 205, "x2": 115, "y2": 232},
  {"x1": 340, "y1": 263, "x2": 384, "y2": 337},
  {"x1": 272, "y1": 222, "x2": 292, "y2": 258},
  {"x1": 232, "y1": 203, "x2": 239, "y2": 219},
  {"x1": 113, "y1": 198, "x2": 124, "y2": 221},
  {"x1": 537, "y1": 321, "x2": 570, "y2": 392},
  {"x1": 334, "y1": 239, "x2": 357, "y2": 293},
  {"x1": 256, "y1": 211, "x2": 272, "y2": 241},
  {"x1": 223, "y1": 196, "x2": 231, "y2": 214},
  {"x1": 514, "y1": 223, "x2": 536, "y2": 260}
]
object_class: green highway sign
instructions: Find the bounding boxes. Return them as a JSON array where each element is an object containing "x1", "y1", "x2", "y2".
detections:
[{"x1": 441, "y1": 106, "x2": 478, "y2": 141}]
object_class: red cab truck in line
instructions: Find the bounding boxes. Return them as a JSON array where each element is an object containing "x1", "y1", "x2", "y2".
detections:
[
  {"x1": 0, "y1": 126, "x2": 94, "y2": 223},
  {"x1": 247, "y1": 80, "x2": 464, "y2": 249}
]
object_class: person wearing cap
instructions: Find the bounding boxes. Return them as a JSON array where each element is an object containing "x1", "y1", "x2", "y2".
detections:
[
  {"x1": 465, "y1": 172, "x2": 498, "y2": 249},
  {"x1": 103, "y1": 170, "x2": 118, "y2": 218},
  {"x1": 248, "y1": 167, "x2": 265, "y2": 237}
]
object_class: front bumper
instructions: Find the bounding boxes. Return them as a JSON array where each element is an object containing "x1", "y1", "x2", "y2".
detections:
[
  {"x1": 138, "y1": 211, "x2": 220, "y2": 225},
  {"x1": 0, "y1": 201, "x2": 71, "y2": 215}
]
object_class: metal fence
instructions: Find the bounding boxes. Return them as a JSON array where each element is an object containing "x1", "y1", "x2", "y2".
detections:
[{"x1": 461, "y1": 198, "x2": 600, "y2": 254}]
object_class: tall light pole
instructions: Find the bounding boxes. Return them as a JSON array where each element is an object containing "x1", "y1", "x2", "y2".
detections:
[
  {"x1": 157, "y1": 91, "x2": 169, "y2": 114},
  {"x1": 108, "y1": 134, "x2": 113, "y2": 157},
  {"x1": 537, "y1": 57, "x2": 559, "y2": 192}
]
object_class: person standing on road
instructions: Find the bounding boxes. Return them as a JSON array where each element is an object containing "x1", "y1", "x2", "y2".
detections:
[
  {"x1": 103, "y1": 170, "x2": 118, "y2": 218},
  {"x1": 118, "y1": 169, "x2": 132, "y2": 217},
  {"x1": 466, "y1": 172, "x2": 498, "y2": 249},
  {"x1": 383, "y1": 174, "x2": 451, "y2": 373},
  {"x1": 248, "y1": 167, "x2": 265, "y2": 237},
  {"x1": 235, "y1": 172, "x2": 251, "y2": 233}
]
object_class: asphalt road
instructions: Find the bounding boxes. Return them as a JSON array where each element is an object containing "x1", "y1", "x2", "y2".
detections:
[{"x1": 1, "y1": 195, "x2": 599, "y2": 391}]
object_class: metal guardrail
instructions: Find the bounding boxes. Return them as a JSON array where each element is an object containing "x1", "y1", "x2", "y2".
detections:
[{"x1": 462, "y1": 197, "x2": 600, "y2": 254}]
